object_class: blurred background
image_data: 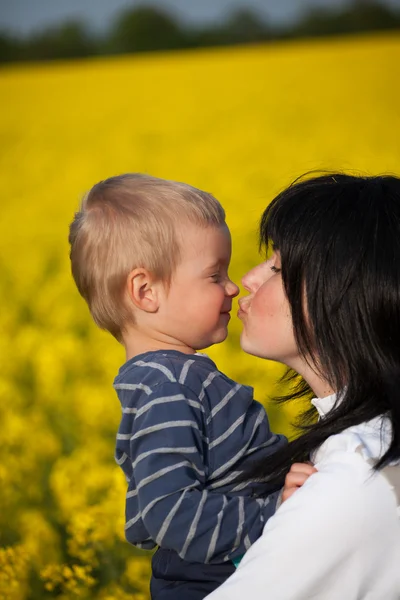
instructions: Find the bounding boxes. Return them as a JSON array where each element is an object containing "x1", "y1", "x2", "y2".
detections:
[
  {"x1": 1, "y1": 0, "x2": 400, "y2": 598},
  {"x1": 1, "y1": 0, "x2": 400, "y2": 60}
]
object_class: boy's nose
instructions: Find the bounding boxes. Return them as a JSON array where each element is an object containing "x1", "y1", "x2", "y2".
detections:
[{"x1": 227, "y1": 280, "x2": 240, "y2": 297}]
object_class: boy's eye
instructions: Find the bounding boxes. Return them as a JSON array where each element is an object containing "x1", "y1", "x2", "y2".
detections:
[{"x1": 210, "y1": 273, "x2": 221, "y2": 282}]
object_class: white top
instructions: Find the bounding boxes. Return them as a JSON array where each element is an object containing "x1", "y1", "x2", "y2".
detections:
[{"x1": 206, "y1": 394, "x2": 400, "y2": 600}]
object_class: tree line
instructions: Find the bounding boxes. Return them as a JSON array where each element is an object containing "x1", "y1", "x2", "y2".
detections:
[{"x1": 1, "y1": 1, "x2": 399, "y2": 63}]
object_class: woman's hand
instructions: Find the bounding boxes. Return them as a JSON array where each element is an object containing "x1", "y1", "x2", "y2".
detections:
[{"x1": 282, "y1": 462, "x2": 317, "y2": 502}]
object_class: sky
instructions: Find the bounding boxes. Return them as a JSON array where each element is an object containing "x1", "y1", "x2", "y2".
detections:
[{"x1": 1, "y1": 0, "x2": 400, "y2": 36}]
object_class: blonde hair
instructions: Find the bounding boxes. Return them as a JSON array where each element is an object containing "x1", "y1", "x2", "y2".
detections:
[{"x1": 69, "y1": 173, "x2": 225, "y2": 340}]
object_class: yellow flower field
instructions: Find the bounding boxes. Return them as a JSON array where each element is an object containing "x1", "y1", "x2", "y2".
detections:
[{"x1": 1, "y1": 32, "x2": 400, "y2": 599}]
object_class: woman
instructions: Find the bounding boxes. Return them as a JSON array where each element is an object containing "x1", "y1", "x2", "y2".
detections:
[{"x1": 207, "y1": 173, "x2": 400, "y2": 599}]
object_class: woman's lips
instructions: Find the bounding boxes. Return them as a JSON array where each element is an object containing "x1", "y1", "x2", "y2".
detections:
[
  {"x1": 237, "y1": 298, "x2": 250, "y2": 319},
  {"x1": 237, "y1": 300, "x2": 248, "y2": 316},
  {"x1": 237, "y1": 305, "x2": 247, "y2": 319}
]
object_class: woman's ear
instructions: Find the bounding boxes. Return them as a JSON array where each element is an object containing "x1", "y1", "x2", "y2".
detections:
[{"x1": 126, "y1": 268, "x2": 161, "y2": 313}]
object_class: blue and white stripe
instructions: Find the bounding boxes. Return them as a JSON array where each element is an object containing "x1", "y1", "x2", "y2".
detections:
[{"x1": 114, "y1": 350, "x2": 286, "y2": 563}]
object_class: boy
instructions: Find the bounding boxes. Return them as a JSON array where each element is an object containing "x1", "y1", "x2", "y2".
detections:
[{"x1": 69, "y1": 174, "x2": 287, "y2": 599}]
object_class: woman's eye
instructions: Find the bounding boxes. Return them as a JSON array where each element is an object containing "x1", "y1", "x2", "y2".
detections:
[{"x1": 270, "y1": 265, "x2": 281, "y2": 273}]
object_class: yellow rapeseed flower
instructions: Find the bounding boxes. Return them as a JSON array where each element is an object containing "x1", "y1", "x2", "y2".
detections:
[{"x1": 1, "y1": 33, "x2": 399, "y2": 599}]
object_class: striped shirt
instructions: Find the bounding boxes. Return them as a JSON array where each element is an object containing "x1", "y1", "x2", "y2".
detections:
[{"x1": 114, "y1": 350, "x2": 286, "y2": 564}]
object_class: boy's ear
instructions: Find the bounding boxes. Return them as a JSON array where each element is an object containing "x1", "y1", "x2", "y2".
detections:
[{"x1": 126, "y1": 268, "x2": 162, "y2": 313}]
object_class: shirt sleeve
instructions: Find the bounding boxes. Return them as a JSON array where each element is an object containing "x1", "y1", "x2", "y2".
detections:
[
  {"x1": 205, "y1": 449, "x2": 392, "y2": 599},
  {"x1": 127, "y1": 380, "x2": 280, "y2": 563}
]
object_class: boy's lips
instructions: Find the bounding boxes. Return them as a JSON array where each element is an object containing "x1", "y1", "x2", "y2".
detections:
[
  {"x1": 220, "y1": 304, "x2": 232, "y2": 314},
  {"x1": 220, "y1": 307, "x2": 232, "y2": 320}
]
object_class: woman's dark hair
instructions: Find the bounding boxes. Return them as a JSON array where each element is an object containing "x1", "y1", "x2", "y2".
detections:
[{"x1": 249, "y1": 172, "x2": 400, "y2": 488}]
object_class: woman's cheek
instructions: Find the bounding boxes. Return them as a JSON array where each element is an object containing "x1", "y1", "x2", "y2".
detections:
[{"x1": 251, "y1": 282, "x2": 279, "y2": 318}]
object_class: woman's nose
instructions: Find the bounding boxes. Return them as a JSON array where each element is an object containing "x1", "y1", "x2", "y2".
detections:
[
  {"x1": 242, "y1": 267, "x2": 257, "y2": 292},
  {"x1": 242, "y1": 267, "x2": 261, "y2": 293}
]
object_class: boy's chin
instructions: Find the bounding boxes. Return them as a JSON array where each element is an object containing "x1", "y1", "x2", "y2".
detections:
[{"x1": 196, "y1": 329, "x2": 228, "y2": 350}]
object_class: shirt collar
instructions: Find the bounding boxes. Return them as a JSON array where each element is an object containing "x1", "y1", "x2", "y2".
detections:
[{"x1": 311, "y1": 393, "x2": 338, "y2": 418}]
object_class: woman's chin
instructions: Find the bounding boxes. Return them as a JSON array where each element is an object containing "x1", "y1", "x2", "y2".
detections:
[{"x1": 239, "y1": 332, "x2": 259, "y2": 357}]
